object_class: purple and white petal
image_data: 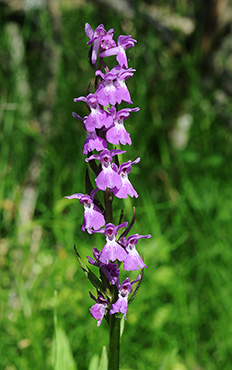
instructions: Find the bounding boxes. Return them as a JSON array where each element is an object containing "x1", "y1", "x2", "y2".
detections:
[
  {"x1": 123, "y1": 233, "x2": 151, "y2": 270},
  {"x1": 83, "y1": 130, "x2": 107, "y2": 155},
  {"x1": 89, "y1": 291, "x2": 108, "y2": 326},
  {"x1": 123, "y1": 249, "x2": 147, "y2": 271},
  {"x1": 113, "y1": 158, "x2": 140, "y2": 198},
  {"x1": 109, "y1": 277, "x2": 136, "y2": 319},
  {"x1": 106, "y1": 108, "x2": 139, "y2": 145},
  {"x1": 65, "y1": 193, "x2": 105, "y2": 232},
  {"x1": 99, "y1": 239, "x2": 127, "y2": 264},
  {"x1": 114, "y1": 178, "x2": 138, "y2": 199},
  {"x1": 110, "y1": 296, "x2": 128, "y2": 319},
  {"x1": 96, "y1": 166, "x2": 122, "y2": 191},
  {"x1": 93, "y1": 223, "x2": 128, "y2": 264}
]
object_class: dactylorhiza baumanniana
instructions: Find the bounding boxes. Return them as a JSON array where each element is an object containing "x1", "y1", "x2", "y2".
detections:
[{"x1": 65, "y1": 23, "x2": 151, "y2": 370}]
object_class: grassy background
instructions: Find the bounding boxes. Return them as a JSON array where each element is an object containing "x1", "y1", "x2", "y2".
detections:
[{"x1": 1, "y1": 1, "x2": 232, "y2": 369}]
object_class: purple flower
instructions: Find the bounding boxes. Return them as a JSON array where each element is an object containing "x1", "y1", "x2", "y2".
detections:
[
  {"x1": 91, "y1": 223, "x2": 128, "y2": 264},
  {"x1": 83, "y1": 129, "x2": 107, "y2": 155},
  {"x1": 74, "y1": 93, "x2": 113, "y2": 132},
  {"x1": 65, "y1": 190, "x2": 105, "y2": 232},
  {"x1": 86, "y1": 149, "x2": 126, "y2": 191},
  {"x1": 95, "y1": 70, "x2": 119, "y2": 106},
  {"x1": 72, "y1": 107, "x2": 108, "y2": 154},
  {"x1": 123, "y1": 233, "x2": 151, "y2": 271},
  {"x1": 85, "y1": 23, "x2": 115, "y2": 65},
  {"x1": 113, "y1": 157, "x2": 140, "y2": 199},
  {"x1": 111, "y1": 65, "x2": 135, "y2": 104},
  {"x1": 100, "y1": 34, "x2": 116, "y2": 51},
  {"x1": 101, "y1": 223, "x2": 128, "y2": 263},
  {"x1": 106, "y1": 106, "x2": 139, "y2": 146},
  {"x1": 96, "y1": 66, "x2": 135, "y2": 105},
  {"x1": 110, "y1": 275, "x2": 141, "y2": 319},
  {"x1": 88, "y1": 247, "x2": 120, "y2": 287},
  {"x1": 99, "y1": 35, "x2": 137, "y2": 68},
  {"x1": 89, "y1": 291, "x2": 108, "y2": 326}
]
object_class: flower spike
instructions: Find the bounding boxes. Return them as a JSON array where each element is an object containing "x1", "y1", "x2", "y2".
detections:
[{"x1": 67, "y1": 24, "x2": 151, "y2": 358}]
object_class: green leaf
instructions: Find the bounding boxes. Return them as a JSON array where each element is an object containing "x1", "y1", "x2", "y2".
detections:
[
  {"x1": 53, "y1": 326, "x2": 77, "y2": 370},
  {"x1": 88, "y1": 354, "x2": 99, "y2": 370},
  {"x1": 98, "y1": 346, "x2": 108, "y2": 370},
  {"x1": 120, "y1": 316, "x2": 125, "y2": 338},
  {"x1": 53, "y1": 291, "x2": 77, "y2": 370}
]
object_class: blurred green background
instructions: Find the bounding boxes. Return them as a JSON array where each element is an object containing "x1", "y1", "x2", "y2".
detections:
[{"x1": 1, "y1": 0, "x2": 232, "y2": 369}]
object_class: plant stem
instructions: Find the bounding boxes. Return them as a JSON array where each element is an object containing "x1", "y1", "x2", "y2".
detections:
[
  {"x1": 108, "y1": 312, "x2": 121, "y2": 370},
  {"x1": 103, "y1": 188, "x2": 121, "y2": 369},
  {"x1": 104, "y1": 188, "x2": 113, "y2": 224}
]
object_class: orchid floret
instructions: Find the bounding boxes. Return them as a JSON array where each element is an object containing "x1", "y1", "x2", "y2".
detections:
[
  {"x1": 122, "y1": 233, "x2": 151, "y2": 271},
  {"x1": 65, "y1": 192, "x2": 105, "y2": 232},
  {"x1": 113, "y1": 157, "x2": 140, "y2": 199},
  {"x1": 89, "y1": 291, "x2": 108, "y2": 326},
  {"x1": 86, "y1": 149, "x2": 126, "y2": 191},
  {"x1": 110, "y1": 275, "x2": 141, "y2": 319},
  {"x1": 106, "y1": 107, "x2": 140, "y2": 145},
  {"x1": 74, "y1": 93, "x2": 113, "y2": 132},
  {"x1": 85, "y1": 23, "x2": 115, "y2": 65}
]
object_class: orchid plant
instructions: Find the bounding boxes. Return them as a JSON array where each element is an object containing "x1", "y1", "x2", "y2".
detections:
[{"x1": 66, "y1": 23, "x2": 151, "y2": 370}]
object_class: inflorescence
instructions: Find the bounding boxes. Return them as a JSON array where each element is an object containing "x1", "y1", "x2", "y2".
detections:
[{"x1": 66, "y1": 23, "x2": 151, "y2": 327}]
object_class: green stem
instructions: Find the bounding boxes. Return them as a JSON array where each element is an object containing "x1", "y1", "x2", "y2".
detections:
[{"x1": 108, "y1": 313, "x2": 121, "y2": 370}]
